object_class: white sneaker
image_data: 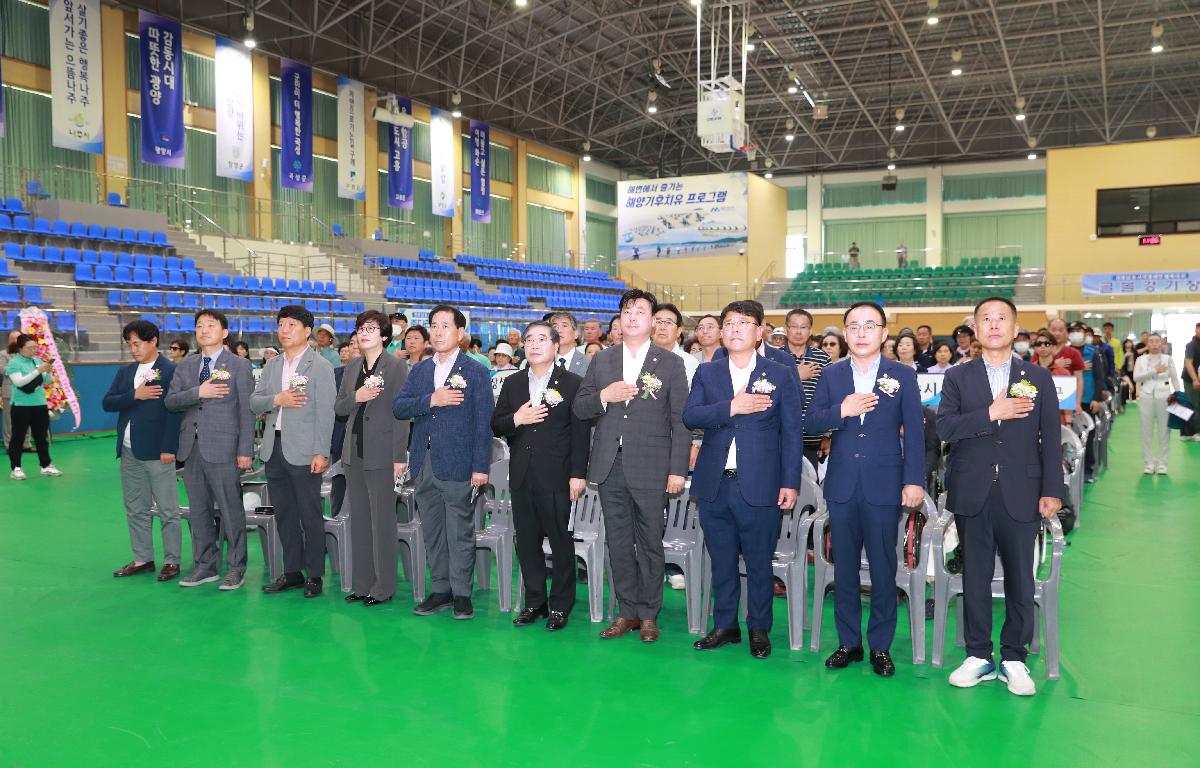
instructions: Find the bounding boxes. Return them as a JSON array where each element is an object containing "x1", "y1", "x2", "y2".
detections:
[
  {"x1": 10, "y1": 468, "x2": 27, "y2": 480},
  {"x1": 667, "y1": 573, "x2": 686, "y2": 590},
  {"x1": 40, "y1": 465, "x2": 62, "y2": 477},
  {"x1": 998, "y1": 660, "x2": 1036, "y2": 696},
  {"x1": 1157, "y1": 465, "x2": 1168, "y2": 475},
  {"x1": 1144, "y1": 465, "x2": 1154, "y2": 474},
  {"x1": 948, "y1": 656, "x2": 998, "y2": 688}
]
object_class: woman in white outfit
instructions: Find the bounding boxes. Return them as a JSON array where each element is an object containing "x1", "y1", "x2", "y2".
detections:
[{"x1": 1133, "y1": 332, "x2": 1181, "y2": 474}]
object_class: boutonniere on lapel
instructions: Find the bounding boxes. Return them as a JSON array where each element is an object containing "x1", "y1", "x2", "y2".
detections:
[
  {"x1": 144, "y1": 368, "x2": 162, "y2": 383},
  {"x1": 876, "y1": 373, "x2": 900, "y2": 397},
  {"x1": 363, "y1": 374, "x2": 385, "y2": 390},
  {"x1": 1009, "y1": 377, "x2": 1039, "y2": 399},
  {"x1": 750, "y1": 374, "x2": 776, "y2": 394},
  {"x1": 639, "y1": 372, "x2": 663, "y2": 400},
  {"x1": 542, "y1": 388, "x2": 564, "y2": 407},
  {"x1": 208, "y1": 368, "x2": 232, "y2": 382},
  {"x1": 447, "y1": 373, "x2": 468, "y2": 390},
  {"x1": 288, "y1": 373, "x2": 309, "y2": 393}
]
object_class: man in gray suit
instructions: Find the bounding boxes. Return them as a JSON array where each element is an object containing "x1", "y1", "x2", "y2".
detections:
[
  {"x1": 251, "y1": 305, "x2": 337, "y2": 598},
  {"x1": 165, "y1": 309, "x2": 255, "y2": 590},
  {"x1": 574, "y1": 289, "x2": 690, "y2": 643},
  {"x1": 550, "y1": 312, "x2": 589, "y2": 377}
]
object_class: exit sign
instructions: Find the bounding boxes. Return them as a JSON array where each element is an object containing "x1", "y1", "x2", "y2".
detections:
[{"x1": 1139, "y1": 235, "x2": 1162, "y2": 245}]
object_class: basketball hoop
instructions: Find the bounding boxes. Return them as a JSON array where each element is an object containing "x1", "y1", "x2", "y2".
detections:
[{"x1": 738, "y1": 143, "x2": 758, "y2": 162}]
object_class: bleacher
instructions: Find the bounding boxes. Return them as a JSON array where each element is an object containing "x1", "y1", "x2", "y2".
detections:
[
  {"x1": 365, "y1": 248, "x2": 456, "y2": 276},
  {"x1": 780, "y1": 256, "x2": 1021, "y2": 307},
  {"x1": 74, "y1": 260, "x2": 340, "y2": 297},
  {"x1": 456, "y1": 253, "x2": 624, "y2": 292},
  {"x1": 108, "y1": 290, "x2": 367, "y2": 337}
]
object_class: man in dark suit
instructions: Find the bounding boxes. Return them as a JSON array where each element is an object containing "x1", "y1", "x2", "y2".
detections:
[
  {"x1": 804, "y1": 301, "x2": 925, "y2": 677},
  {"x1": 103, "y1": 319, "x2": 182, "y2": 581},
  {"x1": 685, "y1": 301, "x2": 803, "y2": 659},
  {"x1": 937, "y1": 296, "x2": 1063, "y2": 696},
  {"x1": 574, "y1": 289, "x2": 690, "y2": 643},
  {"x1": 493, "y1": 321, "x2": 590, "y2": 631},
  {"x1": 393, "y1": 304, "x2": 494, "y2": 620},
  {"x1": 550, "y1": 312, "x2": 590, "y2": 378}
]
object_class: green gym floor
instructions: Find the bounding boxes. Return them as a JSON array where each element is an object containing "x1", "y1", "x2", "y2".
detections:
[{"x1": 2, "y1": 406, "x2": 1197, "y2": 767}]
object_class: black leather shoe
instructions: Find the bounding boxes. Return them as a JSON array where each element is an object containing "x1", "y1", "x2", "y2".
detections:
[
  {"x1": 545, "y1": 611, "x2": 568, "y2": 631},
  {"x1": 413, "y1": 593, "x2": 453, "y2": 616},
  {"x1": 303, "y1": 577, "x2": 323, "y2": 598},
  {"x1": 870, "y1": 650, "x2": 896, "y2": 677},
  {"x1": 363, "y1": 596, "x2": 391, "y2": 606},
  {"x1": 453, "y1": 596, "x2": 474, "y2": 620},
  {"x1": 693, "y1": 627, "x2": 742, "y2": 651},
  {"x1": 825, "y1": 645, "x2": 865, "y2": 669},
  {"x1": 344, "y1": 593, "x2": 367, "y2": 603},
  {"x1": 749, "y1": 629, "x2": 771, "y2": 659},
  {"x1": 262, "y1": 573, "x2": 305, "y2": 593},
  {"x1": 513, "y1": 605, "x2": 549, "y2": 626}
]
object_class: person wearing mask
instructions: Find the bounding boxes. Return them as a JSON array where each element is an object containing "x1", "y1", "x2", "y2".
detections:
[
  {"x1": 1013, "y1": 330, "x2": 1033, "y2": 362},
  {"x1": 606, "y1": 314, "x2": 623, "y2": 346},
  {"x1": 315, "y1": 324, "x2": 341, "y2": 368},
  {"x1": 490, "y1": 342, "x2": 521, "y2": 402},
  {"x1": 1134, "y1": 332, "x2": 1181, "y2": 474},
  {"x1": 166, "y1": 338, "x2": 190, "y2": 365},
  {"x1": 261, "y1": 346, "x2": 279, "y2": 365},
  {"x1": 550, "y1": 312, "x2": 589, "y2": 377},
  {"x1": 1031, "y1": 331, "x2": 1075, "y2": 425},
  {"x1": 1044, "y1": 318, "x2": 1086, "y2": 416},
  {"x1": 820, "y1": 334, "x2": 848, "y2": 363},
  {"x1": 5, "y1": 333, "x2": 60, "y2": 480},
  {"x1": 767, "y1": 329, "x2": 788, "y2": 348},
  {"x1": 582, "y1": 319, "x2": 602, "y2": 347},
  {"x1": 251, "y1": 306, "x2": 337, "y2": 599},
  {"x1": 386, "y1": 312, "x2": 409, "y2": 357},
  {"x1": 894, "y1": 333, "x2": 920, "y2": 370},
  {"x1": 164, "y1": 310, "x2": 255, "y2": 589},
  {"x1": 336, "y1": 310, "x2": 411, "y2": 605},
  {"x1": 652, "y1": 303, "x2": 699, "y2": 388},
  {"x1": 784, "y1": 308, "x2": 831, "y2": 472},
  {"x1": 404, "y1": 326, "x2": 430, "y2": 363},
  {"x1": 102, "y1": 320, "x2": 182, "y2": 581},
  {"x1": 691, "y1": 314, "x2": 723, "y2": 363},
  {"x1": 922, "y1": 341, "x2": 955, "y2": 374},
  {"x1": 1183, "y1": 322, "x2": 1200, "y2": 441},
  {"x1": 914, "y1": 325, "x2": 936, "y2": 369},
  {"x1": 1068, "y1": 321, "x2": 1108, "y2": 481}
]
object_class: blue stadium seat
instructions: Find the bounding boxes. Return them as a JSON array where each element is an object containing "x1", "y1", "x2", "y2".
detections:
[
  {"x1": 150, "y1": 255, "x2": 166, "y2": 270},
  {"x1": 202, "y1": 273, "x2": 217, "y2": 289},
  {"x1": 5, "y1": 197, "x2": 24, "y2": 214},
  {"x1": 151, "y1": 268, "x2": 168, "y2": 286},
  {"x1": 58, "y1": 313, "x2": 78, "y2": 331},
  {"x1": 312, "y1": 281, "x2": 325, "y2": 295},
  {"x1": 94, "y1": 265, "x2": 115, "y2": 283},
  {"x1": 114, "y1": 265, "x2": 133, "y2": 283},
  {"x1": 165, "y1": 256, "x2": 180, "y2": 271},
  {"x1": 153, "y1": 231, "x2": 169, "y2": 246},
  {"x1": 12, "y1": 216, "x2": 30, "y2": 231},
  {"x1": 0, "y1": 214, "x2": 10, "y2": 230},
  {"x1": 43, "y1": 246, "x2": 63, "y2": 264},
  {"x1": 246, "y1": 276, "x2": 261, "y2": 292},
  {"x1": 215, "y1": 294, "x2": 233, "y2": 310},
  {"x1": 87, "y1": 224, "x2": 104, "y2": 240},
  {"x1": 166, "y1": 292, "x2": 184, "y2": 309},
  {"x1": 165, "y1": 314, "x2": 182, "y2": 333},
  {"x1": 145, "y1": 292, "x2": 164, "y2": 309},
  {"x1": 23, "y1": 244, "x2": 43, "y2": 262},
  {"x1": 82, "y1": 249, "x2": 99, "y2": 265},
  {"x1": 183, "y1": 293, "x2": 199, "y2": 309},
  {"x1": 168, "y1": 270, "x2": 185, "y2": 288},
  {"x1": 107, "y1": 192, "x2": 127, "y2": 207},
  {"x1": 117, "y1": 252, "x2": 134, "y2": 268},
  {"x1": 300, "y1": 280, "x2": 313, "y2": 295},
  {"x1": 106, "y1": 290, "x2": 123, "y2": 308},
  {"x1": 216, "y1": 274, "x2": 232, "y2": 291},
  {"x1": 137, "y1": 229, "x2": 154, "y2": 245},
  {"x1": 286, "y1": 279, "x2": 300, "y2": 294},
  {"x1": 248, "y1": 296, "x2": 263, "y2": 311},
  {"x1": 0, "y1": 285, "x2": 19, "y2": 303},
  {"x1": 132, "y1": 267, "x2": 150, "y2": 285},
  {"x1": 99, "y1": 250, "x2": 117, "y2": 266},
  {"x1": 180, "y1": 314, "x2": 195, "y2": 332},
  {"x1": 33, "y1": 217, "x2": 51, "y2": 234},
  {"x1": 134, "y1": 253, "x2": 150, "y2": 270},
  {"x1": 0, "y1": 259, "x2": 13, "y2": 278},
  {"x1": 180, "y1": 257, "x2": 195, "y2": 271},
  {"x1": 231, "y1": 275, "x2": 247, "y2": 292},
  {"x1": 3, "y1": 243, "x2": 20, "y2": 261},
  {"x1": 52, "y1": 220, "x2": 69, "y2": 237},
  {"x1": 69, "y1": 222, "x2": 86, "y2": 238},
  {"x1": 325, "y1": 282, "x2": 338, "y2": 296},
  {"x1": 247, "y1": 317, "x2": 264, "y2": 334},
  {"x1": 185, "y1": 271, "x2": 202, "y2": 288},
  {"x1": 104, "y1": 226, "x2": 121, "y2": 241}
]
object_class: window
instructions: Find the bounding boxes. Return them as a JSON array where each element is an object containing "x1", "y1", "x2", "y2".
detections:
[{"x1": 1096, "y1": 184, "x2": 1200, "y2": 236}]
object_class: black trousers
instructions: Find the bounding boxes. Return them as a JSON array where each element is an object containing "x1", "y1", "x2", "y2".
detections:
[
  {"x1": 265, "y1": 437, "x2": 326, "y2": 579},
  {"x1": 511, "y1": 472, "x2": 576, "y2": 614},
  {"x1": 8, "y1": 405, "x2": 51, "y2": 470},
  {"x1": 954, "y1": 483, "x2": 1039, "y2": 663}
]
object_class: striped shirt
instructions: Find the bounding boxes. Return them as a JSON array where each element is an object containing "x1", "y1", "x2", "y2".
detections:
[{"x1": 789, "y1": 344, "x2": 831, "y2": 445}]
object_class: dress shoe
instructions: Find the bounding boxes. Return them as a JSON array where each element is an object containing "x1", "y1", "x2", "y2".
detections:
[
  {"x1": 363, "y1": 596, "x2": 391, "y2": 606},
  {"x1": 303, "y1": 577, "x2": 323, "y2": 598},
  {"x1": 513, "y1": 605, "x2": 549, "y2": 626},
  {"x1": 545, "y1": 611, "x2": 568, "y2": 631},
  {"x1": 825, "y1": 645, "x2": 865, "y2": 669},
  {"x1": 413, "y1": 592, "x2": 454, "y2": 615},
  {"x1": 870, "y1": 650, "x2": 896, "y2": 677},
  {"x1": 693, "y1": 627, "x2": 742, "y2": 651},
  {"x1": 453, "y1": 596, "x2": 474, "y2": 620},
  {"x1": 113, "y1": 561, "x2": 155, "y2": 578},
  {"x1": 749, "y1": 630, "x2": 771, "y2": 659},
  {"x1": 598, "y1": 618, "x2": 641, "y2": 639},
  {"x1": 262, "y1": 573, "x2": 305, "y2": 593},
  {"x1": 157, "y1": 563, "x2": 180, "y2": 581},
  {"x1": 345, "y1": 593, "x2": 368, "y2": 603},
  {"x1": 773, "y1": 578, "x2": 787, "y2": 597},
  {"x1": 640, "y1": 618, "x2": 661, "y2": 643}
]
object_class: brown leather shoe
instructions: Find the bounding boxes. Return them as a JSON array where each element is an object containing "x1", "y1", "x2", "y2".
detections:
[
  {"x1": 157, "y1": 563, "x2": 180, "y2": 581},
  {"x1": 114, "y1": 561, "x2": 155, "y2": 578},
  {"x1": 640, "y1": 618, "x2": 661, "y2": 643},
  {"x1": 598, "y1": 618, "x2": 641, "y2": 639}
]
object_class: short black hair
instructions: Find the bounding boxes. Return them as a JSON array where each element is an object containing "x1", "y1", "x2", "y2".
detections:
[
  {"x1": 12, "y1": 333, "x2": 35, "y2": 354},
  {"x1": 931, "y1": 340, "x2": 954, "y2": 357},
  {"x1": 430, "y1": 304, "x2": 466, "y2": 329},
  {"x1": 1102, "y1": 321, "x2": 1115, "y2": 329},
  {"x1": 337, "y1": 341, "x2": 351, "y2": 352},
  {"x1": 608, "y1": 314, "x2": 621, "y2": 330},
  {"x1": 695, "y1": 313, "x2": 719, "y2": 326},
  {"x1": 356, "y1": 309, "x2": 392, "y2": 341},
  {"x1": 785, "y1": 308, "x2": 814, "y2": 327},
  {"x1": 122, "y1": 319, "x2": 159, "y2": 343},
  {"x1": 549, "y1": 312, "x2": 578, "y2": 331},
  {"x1": 1067, "y1": 320, "x2": 1087, "y2": 332},
  {"x1": 232, "y1": 340, "x2": 251, "y2": 356},
  {"x1": 973, "y1": 295, "x2": 1018, "y2": 318},
  {"x1": 404, "y1": 325, "x2": 430, "y2": 342},
  {"x1": 655, "y1": 302, "x2": 682, "y2": 327},
  {"x1": 277, "y1": 304, "x2": 314, "y2": 328},
  {"x1": 169, "y1": 337, "x2": 190, "y2": 355},
  {"x1": 719, "y1": 300, "x2": 764, "y2": 326},
  {"x1": 843, "y1": 301, "x2": 886, "y2": 324},
  {"x1": 618, "y1": 288, "x2": 658, "y2": 314},
  {"x1": 195, "y1": 309, "x2": 228, "y2": 330},
  {"x1": 916, "y1": 324, "x2": 933, "y2": 334},
  {"x1": 389, "y1": 312, "x2": 408, "y2": 323},
  {"x1": 953, "y1": 324, "x2": 975, "y2": 338},
  {"x1": 469, "y1": 336, "x2": 483, "y2": 350},
  {"x1": 523, "y1": 320, "x2": 560, "y2": 344}
]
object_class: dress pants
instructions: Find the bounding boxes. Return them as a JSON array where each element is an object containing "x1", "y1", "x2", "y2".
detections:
[
  {"x1": 827, "y1": 479, "x2": 900, "y2": 652},
  {"x1": 954, "y1": 483, "x2": 1039, "y2": 663},
  {"x1": 120, "y1": 453, "x2": 181, "y2": 564},
  {"x1": 181, "y1": 439, "x2": 246, "y2": 575},
  {"x1": 347, "y1": 463, "x2": 398, "y2": 599},
  {"x1": 700, "y1": 474, "x2": 778, "y2": 631},
  {"x1": 1138, "y1": 395, "x2": 1170, "y2": 466},
  {"x1": 413, "y1": 454, "x2": 475, "y2": 597},
  {"x1": 597, "y1": 453, "x2": 667, "y2": 621},
  {"x1": 511, "y1": 472, "x2": 576, "y2": 614},
  {"x1": 7, "y1": 404, "x2": 51, "y2": 470},
  {"x1": 265, "y1": 438, "x2": 326, "y2": 578},
  {"x1": 1183, "y1": 379, "x2": 1200, "y2": 438}
]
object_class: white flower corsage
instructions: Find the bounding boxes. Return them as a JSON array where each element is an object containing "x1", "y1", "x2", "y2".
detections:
[
  {"x1": 639, "y1": 372, "x2": 663, "y2": 400},
  {"x1": 750, "y1": 375, "x2": 776, "y2": 394},
  {"x1": 363, "y1": 374, "x2": 385, "y2": 389},
  {"x1": 145, "y1": 369, "x2": 161, "y2": 383},
  {"x1": 208, "y1": 369, "x2": 232, "y2": 382},
  {"x1": 288, "y1": 374, "x2": 309, "y2": 392},
  {"x1": 876, "y1": 373, "x2": 900, "y2": 397},
  {"x1": 542, "y1": 388, "x2": 564, "y2": 407},
  {"x1": 1009, "y1": 379, "x2": 1038, "y2": 399},
  {"x1": 447, "y1": 373, "x2": 467, "y2": 390}
]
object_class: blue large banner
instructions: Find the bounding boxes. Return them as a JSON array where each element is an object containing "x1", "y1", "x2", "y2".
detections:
[
  {"x1": 139, "y1": 12, "x2": 184, "y2": 168},
  {"x1": 1081, "y1": 270, "x2": 1200, "y2": 297},
  {"x1": 280, "y1": 59, "x2": 313, "y2": 192},
  {"x1": 469, "y1": 120, "x2": 490, "y2": 223},
  {"x1": 386, "y1": 97, "x2": 413, "y2": 209}
]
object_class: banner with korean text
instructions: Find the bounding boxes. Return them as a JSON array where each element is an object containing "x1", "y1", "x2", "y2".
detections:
[
  {"x1": 1081, "y1": 271, "x2": 1200, "y2": 297},
  {"x1": 336, "y1": 77, "x2": 365, "y2": 200},
  {"x1": 279, "y1": 59, "x2": 313, "y2": 192},
  {"x1": 50, "y1": 0, "x2": 104, "y2": 154},
  {"x1": 917, "y1": 372, "x2": 1076, "y2": 409},
  {"x1": 429, "y1": 108, "x2": 455, "y2": 218},
  {"x1": 138, "y1": 12, "x2": 184, "y2": 168},
  {"x1": 469, "y1": 121, "x2": 490, "y2": 223},
  {"x1": 617, "y1": 172, "x2": 748, "y2": 261},
  {"x1": 214, "y1": 38, "x2": 253, "y2": 181},
  {"x1": 384, "y1": 97, "x2": 413, "y2": 209}
]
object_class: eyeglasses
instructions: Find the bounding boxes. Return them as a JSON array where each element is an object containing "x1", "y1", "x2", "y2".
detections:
[
  {"x1": 721, "y1": 319, "x2": 758, "y2": 331},
  {"x1": 821, "y1": 341, "x2": 839, "y2": 347},
  {"x1": 1034, "y1": 341, "x2": 1054, "y2": 347},
  {"x1": 653, "y1": 318, "x2": 678, "y2": 327},
  {"x1": 357, "y1": 325, "x2": 381, "y2": 335},
  {"x1": 169, "y1": 346, "x2": 184, "y2": 352},
  {"x1": 845, "y1": 322, "x2": 881, "y2": 335}
]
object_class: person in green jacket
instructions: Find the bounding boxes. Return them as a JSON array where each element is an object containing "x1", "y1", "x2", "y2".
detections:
[{"x1": 5, "y1": 333, "x2": 60, "y2": 480}]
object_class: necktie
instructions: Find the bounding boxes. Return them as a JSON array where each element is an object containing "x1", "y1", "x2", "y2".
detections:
[
  {"x1": 557, "y1": 356, "x2": 565, "y2": 368},
  {"x1": 199, "y1": 357, "x2": 211, "y2": 383}
]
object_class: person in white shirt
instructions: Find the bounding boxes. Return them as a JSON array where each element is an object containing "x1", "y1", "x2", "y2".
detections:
[
  {"x1": 549, "y1": 312, "x2": 590, "y2": 377},
  {"x1": 652, "y1": 303, "x2": 699, "y2": 387},
  {"x1": 1133, "y1": 332, "x2": 1182, "y2": 474},
  {"x1": 691, "y1": 314, "x2": 723, "y2": 363}
]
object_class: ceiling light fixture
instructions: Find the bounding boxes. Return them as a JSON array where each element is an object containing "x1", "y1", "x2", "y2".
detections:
[
  {"x1": 1027, "y1": 152, "x2": 1037, "y2": 160},
  {"x1": 1151, "y1": 43, "x2": 1163, "y2": 53},
  {"x1": 646, "y1": 89, "x2": 658, "y2": 114},
  {"x1": 243, "y1": 11, "x2": 256, "y2": 49},
  {"x1": 895, "y1": 124, "x2": 905, "y2": 132},
  {"x1": 1150, "y1": 22, "x2": 1164, "y2": 53},
  {"x1": 764, "y1": 171, "x2": 773, "y2": 179},
  {"x1": 582, "y1": 141, "x2": 591, "y2": 162},
  {"x1": 950, "y1": 67, "x2": 962, "y2": 76},
  {"x1": 745, "y1": 42, "x2": 756, "y2": 52},
  {"x1": 515, "y1": 0, "x2": 528, "y2": 7},
  {"x1": 450, "y1": 91, "x2": 462, "y2": 118},
  {"x1": 887, "y1": 163, "x2": 896, "y2": 171},
  {"x1": 927, "y1": 0, "x2": 939, "y2": 26},
  {"x1": 927, "y1": 16, "x2": 939, "y2": 25},
  {"x1": 787, "y1": 84, "x2": 798, "y2": 94}
]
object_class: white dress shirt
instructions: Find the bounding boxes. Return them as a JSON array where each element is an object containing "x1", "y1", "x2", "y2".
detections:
[
  {"x1": 556, "y1": 346, "x2": 580, "y2": 371},
  {"x1": 673, "y1": 343, "x2": 699, "y2": 389},
  {"x1": 850, "y1": 354, "x2": 882, "y2": 424},
  {"x1": 276, "y1": 347, "x2": 306, "y2": 431},
  {"x1": 726, "y1": 355, "x2": 756, "y2": 469},
  {"x1": 604, "y1": 339, "x2": 652, "y2": 415},
  {"x1": 528, "y1": 365, "x2": 554, "y2": 406},
  {"x1": 124, "y1": 359, "x2": 158, "y2": 450},
  {"x1": 433, "y1": 347, "x2": 461, "y2": 389}
]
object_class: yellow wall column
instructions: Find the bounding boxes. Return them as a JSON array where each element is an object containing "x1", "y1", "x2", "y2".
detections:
[
  {"x1": 99, "y1": 4, "x2": 130, "y2": 201},
  {"x1": 447, "y1": 117, "x2": 463, "y2": 258},
  {"x1": 250, "y1": 53, "x2": 272, "y2": 239},
  {"x1": 363, "y1": 88, "x2": 380, "y2": 238},
  {"x1": 513, "y1": 139, "x2": 528, "y2": 262}
]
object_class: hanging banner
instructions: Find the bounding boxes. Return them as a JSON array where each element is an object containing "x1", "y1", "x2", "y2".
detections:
[
  {"x1": 138, "y1": 12, "x2": 184, "y2": 168},
  {"x1": 429, "y1": 108, "x2": 455, "y2": 218},
  {"x1": 50, "y1": 0, "x2": 104, "y2": 154},
  {"x1": 214, "y1": 38, "x2": 253, "y2": 181},
  {"x1": 1081, "y1": 270, "x2": 1200, "y2": 297},
  {"x1": 617, "y1": 172, "x2": 748, "y2": 261},
  {"x1": 385, "y1": 97, "x2": 413, "y2": 209},
  {"x1": 469, "y1": 121, "x2": 491, "y2": 223},
  {"x1": 280, "y1": 59, "x2": 313, "y2": 192},
  {"x1": 336, "y1": 77, "x2": 365, "y2": 200}
]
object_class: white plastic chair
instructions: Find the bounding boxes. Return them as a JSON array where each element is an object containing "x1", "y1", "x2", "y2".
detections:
[
  {"x1": 321, "y1": 461, "x2": 352, "y2": 593},
  {"x1": 395, "y1": 483, "x2": 427, "y2": 602},
  {"x1": 475, "y1": 458, "x2": 515, "y2": 611}
]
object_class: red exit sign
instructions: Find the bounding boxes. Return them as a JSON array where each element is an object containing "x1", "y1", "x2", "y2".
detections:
[{"x1": 1139, "y1": 235, "x2": 1162, "y2": 245}]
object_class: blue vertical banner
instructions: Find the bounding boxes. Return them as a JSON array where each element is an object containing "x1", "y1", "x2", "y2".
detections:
[
  {"x1": 280, "y1": 59, "x2": 313, "y2": 192},
  {"x1": 386, "y1": 97, "x2": 413, "y2": 209},
  {"x1": 469, "y1": 120, "x2": 491, "y2": 223},
  {"x1": 138, "y1": 12, "x2": 185, "y2": 168}
]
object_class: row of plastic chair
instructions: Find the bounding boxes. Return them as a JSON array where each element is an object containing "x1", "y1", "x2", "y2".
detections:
[
  {"x1": 3, "y1": 243, "x2": 193, "y2": 271},
  {"x1": 0, "y1": 310, "x2": 80, "y2": 332},
  {"x1": 367, "y1": 255, "x2": 457, "y2": 275},
  {"x1": 107, "y1": 290, "x2": 363, "y2": 316},
  {"x1": 456, "y1": 253, "x2": 615, "y2": 283},
  {"x1": 0, "y1": 215, "x2": 169, "y2": 247},
  {"x1": 136, "y1": 313, "x2": 359, "y2": 337},
  {"x1": 76, "y1": 264, "x2": 339, "y2": 297},
  {"x1": 0, "y1": 284, "x2": 48, "y2": 306},
  {"x1": 475, "y1": 265, "x2": 622, "y2": 291}
]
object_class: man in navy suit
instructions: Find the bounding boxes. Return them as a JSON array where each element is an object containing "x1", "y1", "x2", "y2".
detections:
[
  {"x1": 937, "y1": 297, "x2": 1063, "y2": 696},
  {"x1": 393, "y1": 304, "x2": 494, "y2": 619},
  {"x1": 685, "y1": 301, "x2": 803, "y2": 659},
  {"x1": 103, "y1": 320, "x2": 182, "y2": 581},
  {"x1": 805, "y1": 301, "x2": 925, "y2": 677}
]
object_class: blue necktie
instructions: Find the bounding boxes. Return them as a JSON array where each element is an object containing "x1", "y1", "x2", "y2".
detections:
[{"x1": 199, "y1": 356, "x2": 211, "y2": 383}]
